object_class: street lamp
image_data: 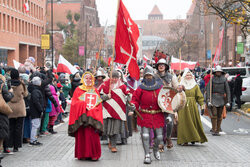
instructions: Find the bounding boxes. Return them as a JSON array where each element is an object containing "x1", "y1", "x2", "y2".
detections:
[{"x1": 51, "y1": 0, "x2": 54, "y2": 70}]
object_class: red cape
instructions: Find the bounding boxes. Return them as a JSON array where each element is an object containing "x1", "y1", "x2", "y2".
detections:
[{"x1": 68, "y1": 87, "x2": 103, "y2": 137}]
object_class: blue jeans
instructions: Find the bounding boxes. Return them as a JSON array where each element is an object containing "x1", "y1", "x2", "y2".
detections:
[{"x1": 30, "y1": 118, "x2": 41, "y2": 143}]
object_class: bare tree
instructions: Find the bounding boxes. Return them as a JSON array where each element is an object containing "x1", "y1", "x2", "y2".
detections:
[
  {"x1": 159, "y1": 19, "x2": 199, "y2": 60},
  {"x1": 202, "y1": 0, "x2": 249, "y2": 37}
]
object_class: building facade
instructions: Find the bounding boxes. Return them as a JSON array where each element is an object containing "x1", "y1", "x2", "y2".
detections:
[{"x1": 0, "y1": 0, "x2": 46, "y2": 66}]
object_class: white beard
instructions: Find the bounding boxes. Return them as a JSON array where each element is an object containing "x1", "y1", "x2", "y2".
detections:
[{"x1": 180, "y1": 78, "x2": 197, "y2": 90}]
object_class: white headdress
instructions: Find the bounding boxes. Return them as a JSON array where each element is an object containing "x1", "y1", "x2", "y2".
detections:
[{"x1": 180, "y1": 68, "x2": 197, "y2": 90}]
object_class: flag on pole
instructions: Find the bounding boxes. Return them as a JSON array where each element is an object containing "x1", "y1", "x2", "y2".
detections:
[
  {"x1": 213, "y1": 28, "x2": 224, "y2": 67},
  {"x1": 143, "y1": 55, "x2": 149, "y2": 62},
  {"x1": 108, "y1": 57, "x2": 112, "y2": 66},
  {"x1": 23, "y1": 3, "x2": 29, "y2": 13},
  {"x1": 57, "y1": 55, "x2": 78, "y2": 74},
  {"x1": 13, "y1": 60, "x2": 22, "y2": 69},
  {"x1": 114, "y1": 0, "x2": 140, "y2": 80}
]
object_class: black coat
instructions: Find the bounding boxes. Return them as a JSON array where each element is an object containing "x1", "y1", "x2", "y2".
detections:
[
  {"x1": 0, "y1": 85, "x2": 14, "y2": 139},
  {"x1": 29, "y1": 85, "x2": 44, "y2": 119},
  {"x1": 30, "y1": 70, "x2": 58, "y2": 108},
  {"x1": 69, "y1": 78, "x2": 81, "y2": 97},
  {"x1": 234, "y1": 76, "x2": 242, "y2": 96}
]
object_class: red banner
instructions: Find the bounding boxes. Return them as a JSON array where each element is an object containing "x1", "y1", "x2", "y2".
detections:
[
  {"x1": 114, "y1": 0, "x2": 140, "y2": 80},
  {"x1": 213, "y1": 28, "x2": 224, "y2": 66}
]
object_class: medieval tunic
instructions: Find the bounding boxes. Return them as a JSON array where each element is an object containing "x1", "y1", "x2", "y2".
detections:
[
  {"x1": 177, "y1": 85, "x2": 207, "y2": 145},
  {"x1": 131, "y1": 87, "x2": 164, "y2": 129},
  {"x1": 68, "y1": 87, "x2": 103, "y2": 160},
  {"x1": 98, "y1": 80, "x2": 128, "y2": 136}
]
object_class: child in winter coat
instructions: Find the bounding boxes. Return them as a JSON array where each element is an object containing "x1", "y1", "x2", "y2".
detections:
[
  {"x1": 41, "y1": 99, "x2": 52, "y2": 135},
  {"x1": 29, "y1": 77, "x2": 44, "y2": 146},
  {"x1": 48, "y1": 85, "x2": 60, "y2": 134}
]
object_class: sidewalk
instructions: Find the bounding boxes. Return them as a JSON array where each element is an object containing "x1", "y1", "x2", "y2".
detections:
[
  {"x1": 2, "y1": 121, "x2": 250, "y2": 167},
  {"x1": 235, "y1": 108, "x2": 250, "y2": 118}
]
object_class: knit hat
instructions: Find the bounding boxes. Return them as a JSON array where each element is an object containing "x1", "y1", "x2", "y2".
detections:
[
  {"x1": 32, "y1": 76, "x2": 41, "y2": 86},
  {"x1": 10, "y1": 69, "x2": 19, "y2": 80}
]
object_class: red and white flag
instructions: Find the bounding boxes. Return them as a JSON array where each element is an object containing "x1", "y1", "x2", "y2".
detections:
[
  {"x1": 114, "y1": 0, "x2": 140, "y2": 80},
  {"x1": 23, "y1": 3, "x2": 29, "y2": 13},
  {"x1": 57, "y1": 55, "x2": 78, "y2": 74},
  {"x1": 143, "y1": 55, "x2": 150, "y2": 62},
  {"x1": 213, "y1": 28, "x2": 224, "y2": 67}
]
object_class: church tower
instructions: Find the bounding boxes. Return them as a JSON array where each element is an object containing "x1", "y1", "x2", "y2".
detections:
[{"x1": 148, "y1": 5, "x2": 163, "y2": 20}]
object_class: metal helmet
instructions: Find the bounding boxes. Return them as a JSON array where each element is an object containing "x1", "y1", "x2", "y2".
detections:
[
  {"x1": 156, "y1": 58, "x2": 169, "y2": 71},
  {"x1": 143, "y1": 66, "x2": 154, "y2": 77},
  {"x1": 95, "y1": 70, "x2": 106, "y2": 79}
]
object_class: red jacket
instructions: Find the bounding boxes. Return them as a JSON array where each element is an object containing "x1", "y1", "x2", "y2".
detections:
[{"x1": 131, "y1": 87, "x2": 164, "y2": 129}]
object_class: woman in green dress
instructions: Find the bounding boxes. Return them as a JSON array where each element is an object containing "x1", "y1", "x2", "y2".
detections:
[{"x1": 177, "y1": 69, "x2": 207, "y2": 146}]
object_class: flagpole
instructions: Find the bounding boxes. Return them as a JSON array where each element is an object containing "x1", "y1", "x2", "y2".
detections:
[
  {"x1": 109, "y1": 0, "x2": 121, "y2": 94},
  {"x1": 179, "y1": 48, "x2": 182, "y2": 73},
  {"x1": 94, "y1": 34, "x2": 104, "y2": 74},
  {"x1": 209, "y1": 23, "x2": 213, "y2": 103}
]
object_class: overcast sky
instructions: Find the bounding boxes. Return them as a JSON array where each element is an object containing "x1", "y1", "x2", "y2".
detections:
[{"x1": 96, "y1": 0, "x2": 193, "y2": 26}]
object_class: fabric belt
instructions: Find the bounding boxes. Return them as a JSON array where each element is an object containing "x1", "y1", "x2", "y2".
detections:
[
  {"x1": 212, "y1": 93, "x2": 224, "y2": 96},
  {"x1": 141, "y1": 109, "x2": 161, "y2": 114}
]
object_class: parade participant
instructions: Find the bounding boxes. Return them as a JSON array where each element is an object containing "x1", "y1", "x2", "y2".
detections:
[
  {"x1": 155, "y1": 58, "x2": 179, "y2": 150},
  {"x1": 206, "y1": 65, "x2": 230, "y2": 136},
  {"x1": 178, "y1": 69, "x2": 207, "y2": 145},
  {"x1": 126, "y1": 74, "x2": 141, "y2": 134},
  {"x1": 98, "y1": 70, "x2": 128, "y2": 153},
  {"x1": 68, "y1": 72, "x2": 103, "y2": 161},
  {"x1": 130, "y1": 66, "x2": 164, "y2": 164},
  {"x1": 94, "y1": 70, "x2": 106, "y2": 89},
  {"x1": 117, "y1": 69, "x2": 129, "y2": 144}
]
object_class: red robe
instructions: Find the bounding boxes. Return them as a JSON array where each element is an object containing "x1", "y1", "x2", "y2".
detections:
[
  {"x1": 131, "y1": 87, "x2": 164, "y2": 129},
  {"x1": 68, "y1": 87, "x2": 103, "y2": 160}
]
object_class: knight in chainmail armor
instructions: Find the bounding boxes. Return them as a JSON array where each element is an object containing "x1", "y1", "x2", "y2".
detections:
[{"x1": 206, "y1": 65, "x2": 230, "y2": 136}]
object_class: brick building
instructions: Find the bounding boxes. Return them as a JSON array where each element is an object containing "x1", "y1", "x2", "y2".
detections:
[
  {"x1": 186, "y1": 0, "x2": 242, "y2": 66},
  {"x1": 134, "y1": 5, "x2": 185, "y2": 60},
  {"x1": 46, "y1": 0, "x2": 100, "y2": 67},
  {"x1": 0, "y1": 0, "x2": 46, "y2": 66}
]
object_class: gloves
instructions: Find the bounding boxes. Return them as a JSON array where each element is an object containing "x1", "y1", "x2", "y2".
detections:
[
  {"x1": 201, "y1": 109, "x2": 204, "y2": 115},
  {"x1": 127, "y1": 103, "x2": 136, "y2": 111},
  {"x1": 226, "y1": 103, "x2": 230, "y2": 108},
  {"x1": 100, "y1": 94, "x2": 110, "y2": 101},
  {"x1": 208, "y1": 102, "x2": 212, "y2": 107}
]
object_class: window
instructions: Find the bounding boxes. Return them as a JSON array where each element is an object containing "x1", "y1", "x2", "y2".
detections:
[
  {"x1": 11, "y1": 16, "x2": 14, "y2": 32},
  {"x1": 222, "y1": 68, "x2": 247, "y2": 76},
  {"x1": 15, "y1": 18, "x2": 17, "y2": 33},
  {"x1": 22, "y1": 0, "x2": 24, "y2": 13},
  {"x1": 0, "y1": 13, "x2": 1, "y2": 30},
  {"x1": 22, "y1": 20, "x2": 24, "y2": 35},
  {"x1": 15, "y1": 0, "x2": 17, "y2": 9},
  {"x1": 7, "y1": 15, "x2": 9, "y2": 31},
  {"x1": 28, "y1": 23, "x2": 30, "y2": 36},
  {"x1": 19, "y1": 19, "x2": 21, "y2": 34},
  {"x1": 25, "y1": 21, "x2": 27, "y2": 35}
]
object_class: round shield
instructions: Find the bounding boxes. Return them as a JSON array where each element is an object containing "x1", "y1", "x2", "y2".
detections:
[{"x1": 158, "y1": 87, "x2": 178, "y2": 114}]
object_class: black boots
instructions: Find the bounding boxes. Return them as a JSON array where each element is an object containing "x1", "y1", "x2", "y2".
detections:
[{"x1": 48, "y1": 125, "x2": 57, "y2": 134}]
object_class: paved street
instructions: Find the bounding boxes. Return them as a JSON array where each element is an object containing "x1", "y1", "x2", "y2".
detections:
[{"x1": 2, "y1": 110, "x2": 250, "y2": 167}]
